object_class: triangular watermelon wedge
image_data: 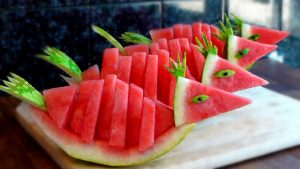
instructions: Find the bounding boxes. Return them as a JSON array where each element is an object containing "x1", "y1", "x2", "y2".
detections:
[
  {"x1": 241, "y1": 23, "x2": 289, "y2": 45},
  {"x1": 228, "y1": 35, "x2": 277, "y2": 68},
  {"x1": 82, "y1": 64, "x2": 100, "y2": 81},
  {"x1": 174, "y1": 77, "x2": 251, "y2": 126},
  {"x1": 202, "y1": 53, "x2": 268, "y2": 92}
]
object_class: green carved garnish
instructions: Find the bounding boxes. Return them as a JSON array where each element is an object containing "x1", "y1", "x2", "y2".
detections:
[
  {"x1": 195, "y1": 33, "x2": 218, "y2": 57},
  {"x1": 214, "y1": 14, "x2": 234, "y2": 41},
  {"x1": 120, "y1": 32, "x2": 152, "y2": 45},
  {"x1": 248, "y1": 34, "x2": 260, "y2": 41},
  {"x1": 91, "y1": 25, "x2": 127, "y2": 56},
  {"x1": 235, "y1": 48, "x2": 250, "y2": 59},
  {"x1": 165, "y1": 52, "x2": 187, "y2": 80},
  {"x1": 214, "y1": 69, "x2": 236, "y2": 78},
  {"x1": 231, "y1": 13, "x2": 244, "y2": 35},
  {"x1": 36, "y1": 47, "x2": 82, "y2": 83},
  {"x1": 191, "y1": 95, "x2": 209, "y2": 104},
  {"x1": 0, "y1": 73, "x2": 46, "y2": 111}
]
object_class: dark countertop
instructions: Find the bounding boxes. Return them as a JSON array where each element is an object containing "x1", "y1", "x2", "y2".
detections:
[{"x1": 1, "y1": 58, "x2": 300, "y2": 169}]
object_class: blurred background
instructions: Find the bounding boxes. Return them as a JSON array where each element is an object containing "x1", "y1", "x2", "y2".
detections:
[{"x1": 0, "y1": 0, "x2": 299, "y2": 94}]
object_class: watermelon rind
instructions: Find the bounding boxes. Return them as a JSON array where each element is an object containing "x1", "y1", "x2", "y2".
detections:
[
  {"x1": 241, "y1": 23, "x2": 251, "y2": 39},
  {"x1": 24, "y1": 103, "x2": 195, "y2": 166},
  {"x1": 227, "y1": 35, "x2": 239, "y2": 65},
  {"x1": 201, "y1": 53, "x2": 218, "y2": 85}
]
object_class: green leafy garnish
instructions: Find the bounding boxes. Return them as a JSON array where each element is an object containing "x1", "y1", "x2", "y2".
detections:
[
  {"x1": 248, "y1": 34, "x2": 260, "y2": 41},
  {"x1": 191, "y1": 95, "x2": 209, "y2": 104},
  {"x1": 165, "y1": 52, "x2": 187, "y2": 80},
  {"x1": 235, "y1": 48, "x2": 250, "y2": 59},
  {"x1": 36, "y1": 47, "x2": 82, "y2": 83},
  {"x1": 231, "y1": 13, "x2": 244, "y2": 35},
  {"x1": 0, "y1": 73, "x2": 46, "y2": 110},
  {"x1": 214, "y1": 69, "x2": 236, "y2": 78},
  {"x1": 91, "y1": 25, "x2": 127, "y2": 55},
  {"x1": 195, "y1": 33, "x2": 218, "y2": 57},
  {"x1": 214, "y1": 14, "x2": 234, "y2": 41},
  {"x1": 120, "y1": 32, "x2": 152, "y2": 45}
]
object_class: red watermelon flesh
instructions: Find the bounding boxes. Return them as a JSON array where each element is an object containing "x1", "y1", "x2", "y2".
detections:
[
  {"x1": 130, "y1": 52, "x2": 147, "y2": 88},
  {"x1": 174, "y1": 77, "x2": 252, "y2": 126},
  {"x1": 190, "y1": 44, "x2": 205, "y2": 81},
  {"x1": 96, "y1": 75, "x2": 117, "y2": 141},
  {"x1": 178, "y1": 38, "x2": 197, "y2": 78},
  {"x1": 185, "y1": 68, "x2": 196, "y2": 80},
  {"x1": 157, "y1": 38, "x2": 169, "y2": 51},
  {"x1": 117, "y1": 56, "x2": 132, "y2": 83},
  {"x1": 203, "y1": 54, "x2": 268, "y2": 92},
  {"x1": 82, "y1": 64, "x2": 100, "y2": 81},
  {"x1": 124, "y1": 44, "x2": 149, "y2": 56},
  {"x1": 150, "y1": 27, "x2": 174, "y2": 42},
  {"x1": 168, "y1": 39, "x2": 182, "y2": 60},
  {"x1": 155, "y1": 101, "x2": 174, "y2": 138},
  {"x1": 168, "y1": 75, "x2": 177, "y2": 107},
  {"x1": 81, "y1": 80, "x2": 104, "y2": 142},
  {"x1": 109, "y1": 80, "x2": 129, "y2": 147},
  {"x1": 210, "y1": 25, "x2": 226, "y2": 58},
  {"x1": 126, "y1": 84, "x2": 144, "y2": 147},
  {"x1": 157, "y1": 50, "x2": 170, "y2": 105},
  {"x1": 173, "y1": 24, "x2": 184, "y2": 38},
  {"x1": 229, "y1": 35, "x2": 277, "y2": 68},
  {"x1": 192, "y1": 22, "x2": 202, "y2": 44},
  {"x1": 144, "y1": 55, "x2": 158, "y2": 100},
  {"x1": 199, "y1": 24, "x2": 211, "y2": 48},
  {"x1": 101, "y1": 48, "x2": 119, "y2": 79},
  {"x1": 139, "y1": 97, "x2": 156, "y2": 152},
  {"x1": 183, "y1": 24, "x2": 193, "y2": 43},
  {"x1": 150, "y1": 42, "x2": 160, "y2": 55},
  {"x1": 43, "y1": 86, "x2": 78, "y2": 129},
  {"x1": 70, "y1": 81, "x2": 95, "y2": 135},
  {"x1": 245, "y1": 24, "x2": 289, "y2": 44}
]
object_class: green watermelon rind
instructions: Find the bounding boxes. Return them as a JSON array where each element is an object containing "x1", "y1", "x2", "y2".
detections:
[
  {"x1": 26, "y1": 103, "x2": 195, "y2": 166},
  {"x1": 201, "y1": 53, "x2": 219, "y2": 86},
  {"x1": 227, "y1": 35, "x2": 239, "y2": 65}
]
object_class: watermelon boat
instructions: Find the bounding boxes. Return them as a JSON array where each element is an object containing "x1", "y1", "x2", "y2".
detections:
[{"x1": 0, "y1": 46, "x2": 252, "y2": 166}]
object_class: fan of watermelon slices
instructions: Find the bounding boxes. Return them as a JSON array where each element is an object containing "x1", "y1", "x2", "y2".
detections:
[{"x1": 0, "y1": 13, "x2": 288, "y2": 166}]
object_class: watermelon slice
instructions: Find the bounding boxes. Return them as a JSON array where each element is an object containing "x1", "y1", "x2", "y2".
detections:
[
  {"x1": 192, "y1": 22, "x2": 202, "y2": 44},
  {"x1": 124, "y1": 44, "x2": 149, "y2": 56},
  {"x1": 150, "y1": 42, "x2": 160, "y2": 55},
  {"x1": 178, "y1": 38, "x2": 196, "y2": 78},
  {"x1": 198, "y1": 24, "x2": 211, "y2": 48},
  {"x1": 157, "y1": 38, "x2": 169, "y2": 50},
  {"x1": 126, "y1": 84, "x2": 144, "y2": 147},
  {"x1": 130, "y1": 52, "x2": 147, "y2": 88},
  {"x1": 144, "y1": 54, "x2": 158, "y2": 100},
  {"x1": 190, "y1": 44, "x2": 205, "y2": 81},
  {"x1": 228, "y1": 35, "x2": 277, "y2": 68},
  {"x1": 168, "y1": 75, "x2": 177, "y2": 107},
  {"x1": 183, "y1": 24, "x2": 193, "y2": 42},
  {"x1": 150, "y1": 27, "x2": 174, "y2": 42},
  {"x1": 100, "y1": 48, "x2": 119, "y2": 79},
  {"x1": 168, "y1": 39, "x2": 182, "y2": 60},
  {"x1": 174, "y1": 77, "x2": 251, "y2": 126},
  {"x1": 173, "y1": 24, "x2": 184, "y2": 39},
  {"x1": 241, "y1": 24, "x2": 289, "y2": 45},
  {"x1": 139, "y1": 97, "x2": 156, "y2": 152},
  {"x1": 82, "y1": 64, "x2": 100, "y2": 80},
  {"x1": 157, "y1": 50, "x2": 170, "y2": 105},
  {"x1": 117, "y1": 56, "x2": 132, "y2": 83},
  {"x1": 109, "y1": 79, "x2": 129, "y2": 147},
  {"x1": 43, "y1": 86, "x2": 78, "y2": 128},
  {"x1": 210, "y1": 25, "x2": 226, "y2": 58},
  {"x1": 96, "y1": 75, "x2": 117, "y2": 141},
  {"x1": 202, "y1": 53, "x2": 268, "y2": 92},
  {"x1": 155, "y1": 101, "x2": 174, "y2": 138}
]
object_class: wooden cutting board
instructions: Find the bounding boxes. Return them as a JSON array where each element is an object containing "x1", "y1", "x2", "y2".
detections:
[{"x1": 15, "y1": 87, "x2": 300, "y2": 169}]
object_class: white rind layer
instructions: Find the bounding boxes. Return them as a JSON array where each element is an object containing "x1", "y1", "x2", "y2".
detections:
[
  {"x1": 174, "y1": 77, "x2": 190, "y2": 127},
  {"x1": 202, "y1": 53, "x2": 219, "y2": 85},
  {"x1": 227, "y1": 35, "x2": 239, "y2": 65},
  {"x1": 241, "y1": 23, "x2": 252, "y2": 38}
]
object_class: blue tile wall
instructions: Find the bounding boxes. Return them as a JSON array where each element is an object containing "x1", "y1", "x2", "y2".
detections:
[{"x1": 0, "y1": 0, "x2": 299, "y2": 95}]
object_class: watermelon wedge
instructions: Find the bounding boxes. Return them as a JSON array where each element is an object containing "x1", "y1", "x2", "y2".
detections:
[
  {"x1": 210, "y1": 25, "x2": 226, "y2": 58},
  {"x1": 100, "y1": 48, "x2": 119, "y2": 79},
  {"x1": 200, "y1": 24, "x2": 211, "y2": 47},
  {"x1": 130, "y1": 52, "x2": 147, "y2": 88},
  {"x1": 227, "y1": 35, "x2": 277, "y2": 68},
  {"x1": 155, "y1": 101, "x2": 174, "y2": 138},
  {"x1": 174, "y1": 24, "x2": 184, "y2": 39},
  {"x1": 183, "y1": 24, "x2": 193, "y2": 42},
  {"x1": 144, "y1": 54, "x2": 158, "y2": 100},
  {"x1": 174, "y1": 77, "x2": 251, "y2": 126},
  {"x1": 150, "y1": 42, "x2": 160, "y2": 55},
  {"x1": 202, "y1": 53, "x2": 268, "y2": 92},
  {"x1": 157, "y1": 38, "x2": 169, "y2": 50},
  {"x1": 150, "y1": 27, "x2": 174, "y2": 42},
  {"x1": 43, "y1": 86, "x2": 78, "y2": 128},
  {"x1": 124, "y1": 44, "x2": 149, "y2": 56},
  {"x1": 192, "y1": 22, "x2": 202, "y2": 44},
  {"x1": 82, "y1": 64, "x2": 100, "y2": 80},
  {"x1": 157, "y1": 50, "x2": 170, "y2": 105},
  {"x1": 168, "y1": 39, "x2": 182, "y2": 60},
  {"x1": 117, "y1": 56, "x2": 132, "y2": 83},
  {"x1": 190, "y1": 44, "x2": 205, "y2": 81}
]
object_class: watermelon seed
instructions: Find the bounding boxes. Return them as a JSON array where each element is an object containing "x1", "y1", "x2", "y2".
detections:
[
  {"x1": 191, "y1": 95, "x2": 209, "y2": 104},
  {"x1": 214, "y1": 69, "x2": 236, "y2": 78}
]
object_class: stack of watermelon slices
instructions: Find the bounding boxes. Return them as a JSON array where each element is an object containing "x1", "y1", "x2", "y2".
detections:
[{"x1": 0, "y1": 14, "x2": 289, "y2": 167}]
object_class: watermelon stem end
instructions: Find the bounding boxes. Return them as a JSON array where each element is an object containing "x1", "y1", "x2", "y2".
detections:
[
  {"x1": 119, "y1": 32, "x2": 152, "y2": 45},
  {"x1": 165, "y1": 52, "x2": 187, "y2": 80},
  {"x1": 36, "y1": 47, "x2": 82, "y2": 83},
  {"x1": 91, "y1": 24, "x2": 127, "y2": 56},
  {"x1": 0, "y1": 73, "x2": 46, "y2": 111}
]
